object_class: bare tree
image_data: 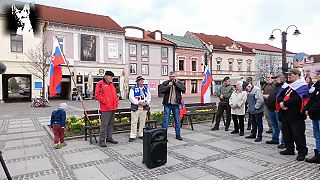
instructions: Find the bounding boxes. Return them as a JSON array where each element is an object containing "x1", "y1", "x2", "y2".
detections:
[{"x1": 22, "y1": 37, "x2": 51, "y2": 98}]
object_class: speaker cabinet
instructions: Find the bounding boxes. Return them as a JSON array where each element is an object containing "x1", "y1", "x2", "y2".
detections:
[{"x1": 143, "y1": 127, "x2": 167, "y2": 169}]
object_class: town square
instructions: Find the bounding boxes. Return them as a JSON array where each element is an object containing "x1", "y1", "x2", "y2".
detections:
[{"x1": 0, "y1": 0, "x2": 320, "y2": 179}]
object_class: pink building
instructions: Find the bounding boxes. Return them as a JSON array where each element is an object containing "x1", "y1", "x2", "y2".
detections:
[
  {"x1": 302, "y1": 54, "x2": 320, "y2": 80},
  {"x1": 163, "y1": 34, "x2": 207, "y2": 97}
]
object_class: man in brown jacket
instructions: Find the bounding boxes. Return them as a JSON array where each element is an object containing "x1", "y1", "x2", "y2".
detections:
[{"x1": 262, "y1": 74, "x2": 274, "y2": 133}]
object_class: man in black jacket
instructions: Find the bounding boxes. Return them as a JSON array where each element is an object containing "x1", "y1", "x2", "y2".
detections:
[
  {"x1": 277, "y1": 68, "x2": 308, "y2": 161},
  {"x1": 160, "y1": 71, "x2": 186, "y2": 140},
  {"x1": 265, "y1": 73, "x2": 285, "y2": 148},
  {"x1": 304, "y1": 70, "x2": 320, "y2": 164}
]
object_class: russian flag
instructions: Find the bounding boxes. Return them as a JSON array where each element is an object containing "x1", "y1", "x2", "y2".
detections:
[
  {"x1": 201, "y1": 65, "x2": 213, "y2": 104},
  {"x1": 179, "y1": 97, "x2": 186, "y2": 120},
  {"x1": 49, "y1": 37, "x2": 67, "y2": 97}
]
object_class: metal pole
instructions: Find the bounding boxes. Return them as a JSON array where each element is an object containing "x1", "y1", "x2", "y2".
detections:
[
  {"x1": 281, "y1": 31, "x2": 288, "y2": 78},
  {"x1": 0, "y1": 151, "x2": 12, "y2": 180}
]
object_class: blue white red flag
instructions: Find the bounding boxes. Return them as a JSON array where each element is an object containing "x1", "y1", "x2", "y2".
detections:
[
  {"x1": 49, "y1": 37, "x2": 67, "y2": 97},
  {"x1": 201, "y1": 65, "x2": 213, "y2": 104},
  {"x1": 179, "y1": 97, "x2": 186, "y2": 120}
]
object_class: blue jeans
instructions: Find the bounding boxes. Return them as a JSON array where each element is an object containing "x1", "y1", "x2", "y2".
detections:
[
  {"x1": 269, "y1": 111, "x2": 281, "y2": 142},
  {"x1": 312, "y1": 119, "x2": 320, "y2": 151},
  {"x1": 251, "y1": 112, "x2": 263, "y2": 138},
  {"x1": 162, "y1": 104, "x2": 181, "y2": 136}
]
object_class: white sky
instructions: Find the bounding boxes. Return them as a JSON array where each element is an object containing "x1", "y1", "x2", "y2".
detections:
[{"x1": 20, "y1": 0, "x2": 320, "y2": 54}]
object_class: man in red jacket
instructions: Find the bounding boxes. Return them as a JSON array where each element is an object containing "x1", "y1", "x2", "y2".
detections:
[{"x1": 95, "y1": 71, "x2": 119, "y2": 147}]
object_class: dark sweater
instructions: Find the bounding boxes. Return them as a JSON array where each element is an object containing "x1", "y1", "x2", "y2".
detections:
[
  {"x1": 304, "y1": 82, "x2": 320, "y2": 120},
  {"x1": 266, "y1": 83, "x2": 283, "y2": 111}
]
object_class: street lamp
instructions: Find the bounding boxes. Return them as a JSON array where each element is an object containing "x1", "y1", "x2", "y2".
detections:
[{"x1": 269, "y1": 25, "x2": 301, "y2": 76}]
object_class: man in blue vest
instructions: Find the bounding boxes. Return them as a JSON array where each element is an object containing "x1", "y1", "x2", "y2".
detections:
[{"x1": 129, "y1": 76, "x2": 151, "y2": 142}]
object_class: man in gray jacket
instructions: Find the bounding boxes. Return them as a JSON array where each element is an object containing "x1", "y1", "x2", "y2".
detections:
[{"x1": 245, "y1": 84, "x2": 264, "y2": 142}]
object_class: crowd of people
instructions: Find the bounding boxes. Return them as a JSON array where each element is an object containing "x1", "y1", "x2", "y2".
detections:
[{"x1": 50, "y1": 68, "x2": 320, "y2": 170}]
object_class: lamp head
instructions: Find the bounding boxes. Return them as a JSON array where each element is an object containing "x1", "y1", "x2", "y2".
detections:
[
  {"x1": 269, "y1": 34, "x2": 275, "y2": 41},
  {"x1": 293, "y1": 29, "x2": 301, "y2": 37}
]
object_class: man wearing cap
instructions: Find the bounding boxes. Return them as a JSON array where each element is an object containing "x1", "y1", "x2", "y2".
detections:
[
  {"x1": 304, "y1": 69, "x2": 320, "y2": 164},
  {"x1": 277, "y1": 68, "x2": 309, "y2": 161},
  {"x1": 265, "y1": 73, "x2": 286, "y2": 147},
  {"x1": 95, "y1": 71, "x2": 119, "y2": 147},
  {"x1": 160, "y1": 71, "x2": 186, "y2": 140},
  {"x1": 129, "y1": 76, "x2": 151, "y2": 142},
  {"x1": 212, "y1": 76, "x2": 234, "y2": 131}
]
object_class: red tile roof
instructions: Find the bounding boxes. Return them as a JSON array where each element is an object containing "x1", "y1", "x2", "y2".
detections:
[
  {"x1": 237, "y1": 41, "x2": 291, "y2": 53},
  {"x1": 35, "y1": 4, "x2": 124, "y2": 32},
  {"x1": 191, "y1": 32, "x2": 252, "y2": 53},
  {"x1": 125, "y1": 30, "x2": 175, "y2": 46}
]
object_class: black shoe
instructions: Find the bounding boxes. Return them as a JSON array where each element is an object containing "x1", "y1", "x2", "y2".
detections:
[
  {"x1": 231, "y1": 130, "x2": 239, "y2": 134},
  {"x1": 296, "y1": 154, "x2": 307, "y2": 161},
  {"x1": 245, "y1": 134, "x2": 256, "y2": 139},
  {"x1": 266, "y1": 129, "x2": 273, "y2": 134},
  {"x1": 305, "y1": 149, "x2": 320, "y2": 164},
  {"x1": 138, "y1": 136, "x2": 143, "y2": 139},
  {"x1": 255, "y1": 137, "x2": 262, "y2": 142},
  {"x1": 247, "y1": 127, "x2": 251, "y2": 130},
  {"x1": 99, "y1": 140, "x2": 107, "y2": 147},
  {"x1": 239, "y1": 132, "x2": 244, "y2": 136},
  {"x1": 277, "y1": 144, "x2": 286, "y2": 149},
  {"x1": 211, "y1": 127, "x2": 219, "y2": 131},
  {"x1": 106, "y1": 138, "x2": 118, "y2": 144},
  {"x1": 225, "y1": 127, "x2": 229, "y2": 131},
  {"x1": 129, "y1": 138, "x2": 135, "y2": 142},
  {"x1": 280, "y1": 149, "x2": 295, "y2": 155},
  {"x1": 176, "y1": 136, "x2": 183, "y2": 141},
  {"x1": 266, "y1": 140, "x2": 279, "y2": 144}
]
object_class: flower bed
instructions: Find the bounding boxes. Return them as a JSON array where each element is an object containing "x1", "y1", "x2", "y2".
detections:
[{"x1": 53, "y1": 111, "x2": 213, "y2": 138}]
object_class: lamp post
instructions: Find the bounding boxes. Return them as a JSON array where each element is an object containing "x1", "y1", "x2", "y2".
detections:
[{"x1": 269, "y1": 25, "x2": 301, "y2": 77}]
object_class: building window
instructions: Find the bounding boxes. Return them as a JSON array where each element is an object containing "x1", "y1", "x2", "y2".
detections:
[
  {"x1": 130, "y1": 63, "x2": 137, "y2": 74},
  {"x1": 161, "y1": 65, "x2": 168, "y2": 76},
  {"x1": 11, "y1": 34, "x2": 23, "y2": 52},
  {"x1": 191, "y1": 80, "x2": 197, "y2": 93},
  {"x1": 192, "y1": 61, "x2": 197, "y2": 71},
  {"x1": 247, "y1": 60, "x2": 252, "y2": 71},
  {"x1": 179, "y1": 60, "x2": 184, "y2": 71},
  {"x1": 181, "y1": 80, "x2": 186, "y2": 94},
  {"x1": 141, "y1": 64, "x2": 149, "y2": 75},
  {"x1": 161, "y1": 47, "x2": 168, "y2": 58},
  {"x1": 108, "y1": 42, "x2": 118, "y2": 59},
  {"x1": 217, "y1": 61, "x2": 221, "y2": 71},
  {"x1": 237, "y1": 61, "x2": 242, "y2": 71},
  {"x1": 56, "y1": 36, "x2": 65, "y2": 52},
  {"x1": 129, "y1": 44, "x2": 137, "y2": 56},
  {"x1": 141, "y1": 45, "x2": 149, "y2": 57},
  {"x1": 228, "y1": 61, "x2": 233, "y2": 71}
]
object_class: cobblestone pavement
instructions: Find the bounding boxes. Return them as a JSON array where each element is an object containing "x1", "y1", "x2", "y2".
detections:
[{"x1": 0, "y1": 112, "x2": 319, "y2": 179}]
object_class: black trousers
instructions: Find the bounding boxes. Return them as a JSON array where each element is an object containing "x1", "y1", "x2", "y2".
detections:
[
  {"x1": 281, "y1": 117, "x2": 308, "y2": 154},
  {"x1": 214, "y1": 102, "x2": 231, "y2": 128},
  {"x1": 232, "y1": 114, "x2": 244, "y2": 133}
]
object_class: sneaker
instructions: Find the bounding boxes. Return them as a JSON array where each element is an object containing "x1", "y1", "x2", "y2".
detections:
[
  {"x1": 266, "y1": 129, "x2": 273, "y2": 134},
  {"x1": 255, "y1": 137, "x2": 262, "y2": 142},
  {"x1": 99, "y1": 140, "x2": 107, "y2": 147},
  {"x1": 266, "y1": 140, "x2": 279, "y2": 144},
  {"x1": 277, "y1": 144, "x2": 286, "y2": 149},
  {"x1": 176, "y1": 136, "x2": 183, "y2": 141},
  {"x1": 53, "y1": 144, "x2": 61, "y2": 149},
  {"x1": 245, "y1": 134, "x2": 256, "y2": 139},
  {"x1": 61, "y1": 142, "x2": 67, "y2": 146},
  {"x1": 106, "y1": 138, "x2": 118, "y2": 144},
  {"x1": 280, "y1": 149, "x2": 295, "y2": 155},
  {"x1": 129, "y1": 138, "x2": 135, "y2": 142},
  {"x1": 231, "y1": 130, "x2": 239, "y2": 134}
]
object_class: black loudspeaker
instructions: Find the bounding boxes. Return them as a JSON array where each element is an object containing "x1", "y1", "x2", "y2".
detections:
[{"x1": 143, "y1": 127, "x2": 167, "y2": 169}]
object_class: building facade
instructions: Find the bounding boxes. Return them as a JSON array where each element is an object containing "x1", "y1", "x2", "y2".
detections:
[
  {"x1": 37, "y1": 4, "x2": 126, "y2": 100},
  {"x1": 0, "y1": 2, "x2": 45, "y2": 102},
  {"x1": 124, "y1": 26, "x2": 174, "y2": 97},
  {"x1": 163, "y1": 34, "x2": 206, "y2": 97},
  {"x1": 186, "y1": 32, "x2": 256, "y2": 91}
]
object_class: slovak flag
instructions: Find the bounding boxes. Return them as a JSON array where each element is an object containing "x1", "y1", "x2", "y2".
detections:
[
  {"x1": 49, "y1": 37, "x2": 67, "y2": 97},
  {"x1": 201, "y1": 65, "x2": 213, "y2": 104}
]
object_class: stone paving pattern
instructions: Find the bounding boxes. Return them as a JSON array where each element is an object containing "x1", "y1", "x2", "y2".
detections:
[{"x1": 0, "y1": 114, "x2": 320, "y2": 180}]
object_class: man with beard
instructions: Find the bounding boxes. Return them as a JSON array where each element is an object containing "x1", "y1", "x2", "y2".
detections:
[{"x1": 277, "y1": 68, "x2": 309, "y2": 161}]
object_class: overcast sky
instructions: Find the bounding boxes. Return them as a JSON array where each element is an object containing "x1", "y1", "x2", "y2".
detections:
[{"x1": 20, "y1": 0, "x2": 320, "y2": 54}]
